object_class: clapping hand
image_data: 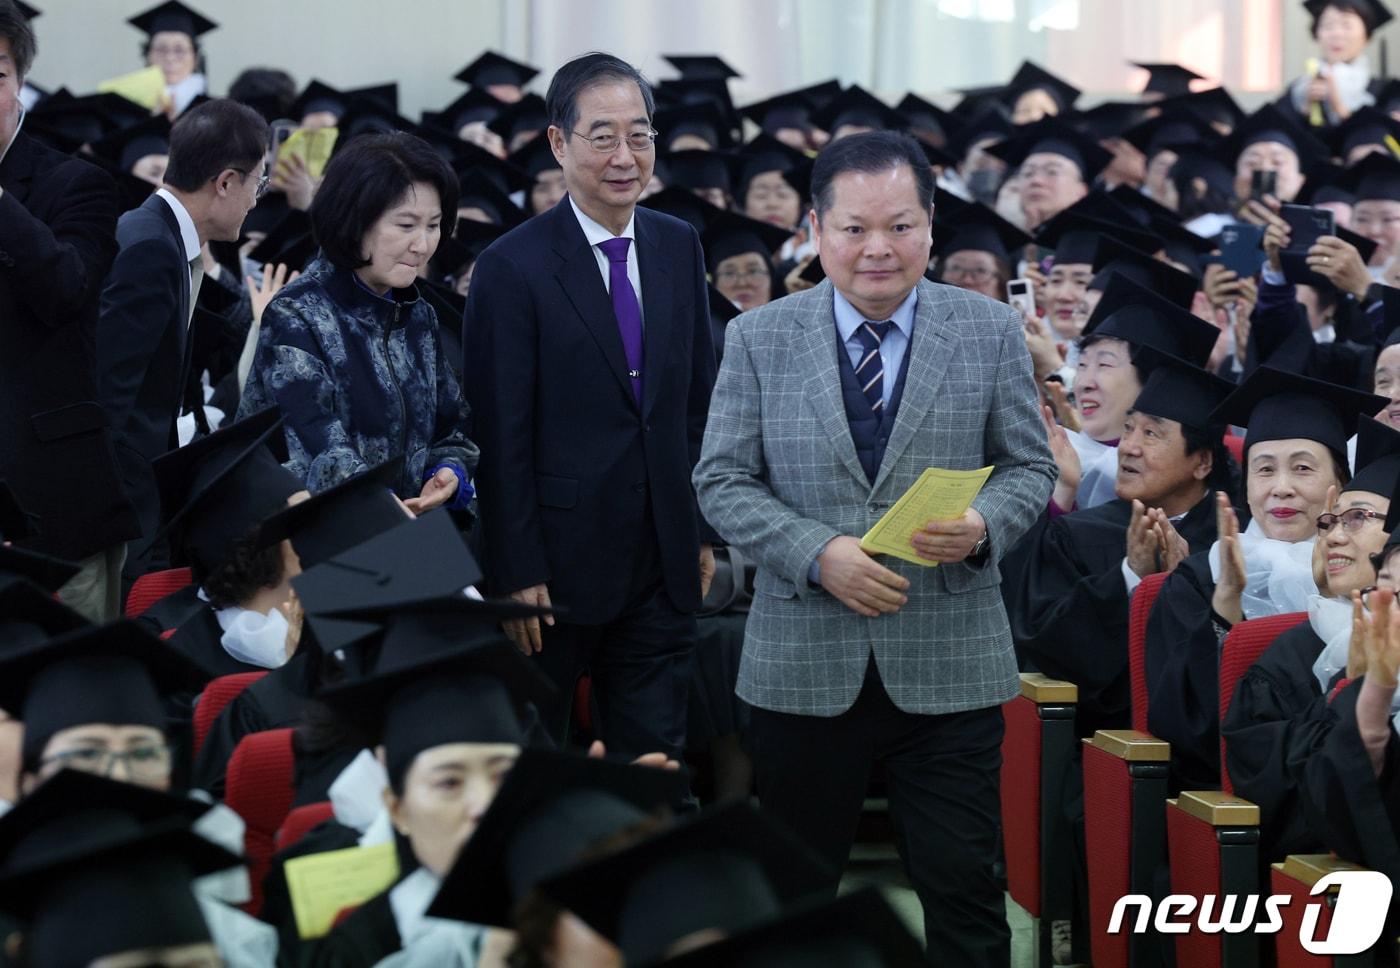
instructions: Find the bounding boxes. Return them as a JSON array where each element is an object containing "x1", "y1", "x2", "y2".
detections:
[
  {"x1": 1210, "y1": 492, "x2": 1248, "y2": 624},
  {"x1": 1126, "y1": 500, "x2": 1190, "y2": 578},
  {"x1": 1041, "y1": 404, "x2": 1081, "y2": 511}
]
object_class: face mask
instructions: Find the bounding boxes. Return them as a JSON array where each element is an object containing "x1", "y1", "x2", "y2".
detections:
[{"x1": 217, "y1": 605, "x2": 291, "y2": 669}]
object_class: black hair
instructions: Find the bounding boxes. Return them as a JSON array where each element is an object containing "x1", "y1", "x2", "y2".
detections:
[
  {"x1": 545, "y1": 52, "x2": 654, "y2": 138},
  {"x1": 0, "y1": 0, "x2": 35, "y2": 80},
  {"x1": 810, "y1": 130, "x2": 935, "y2": 221},
  {"x1": 163, "y1": 98, "x2": 269, "y2": 193},
  {"x1": 228, "y1": 67, "x2": 296, "y2": 120},
  {"x1": 1310, "y1": 0, "x2": 1380, "y2": 37},
  {"x1": 1182, "y1": 422, "x2": 1241, "y2": 500},
  {"x1": 200, "y1": 532, "x2": 285, "y2": 610},
  {"x1": 310, "y1": 131, "x2": 459, "y2": 271}
]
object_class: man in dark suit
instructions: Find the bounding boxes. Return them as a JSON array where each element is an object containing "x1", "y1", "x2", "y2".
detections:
[
  {"x1": 0, "y1": 0, "x2": 140, "y2": 621},
  {"x1": 97, "y1": 97, "x2": 269, "y2": 583},
  {"x1": 464, "y1": 53, "x2": 717, "y2": 762}
]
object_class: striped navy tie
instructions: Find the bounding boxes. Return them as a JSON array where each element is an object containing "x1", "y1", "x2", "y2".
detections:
[{"x1": 854, "y1": 320, "x2": 893, "y2": 413}]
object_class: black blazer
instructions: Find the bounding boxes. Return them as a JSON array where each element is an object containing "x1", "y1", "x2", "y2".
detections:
[
  {"x1": 97, "y1": 192, "x2": 195, "y2": 554},
  {"x1": 0, "y1": 131, "x2": 140, "y2": 560},
  {"x1": 463, "y1": 198, "x2": 717, "y2": 624}
]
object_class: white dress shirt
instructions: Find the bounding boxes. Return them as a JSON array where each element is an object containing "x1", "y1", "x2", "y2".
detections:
[
  {"x1": 569, "y1": 195, "x2": 645, "y2": 327},
  {"x1": 154, "y1": 186, "x2": 201, "y2": 300}
]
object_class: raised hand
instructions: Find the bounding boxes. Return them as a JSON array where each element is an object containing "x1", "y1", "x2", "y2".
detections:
[
  {"x1": 1211, "y1": 492, "x2": 1248, "y2": 624},
  {"x1": 1041, "y1": 403, "x2": 1081, "y2": 511}
]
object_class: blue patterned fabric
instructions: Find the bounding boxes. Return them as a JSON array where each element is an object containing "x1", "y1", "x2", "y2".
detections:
[{"x1": 238, "y1": 257, "x2": 478, "y2": 499}]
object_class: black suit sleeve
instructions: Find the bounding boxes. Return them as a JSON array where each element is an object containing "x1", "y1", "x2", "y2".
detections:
[
  {"x1": 97, "y1": 236, "x2": 183, "y2": 438},
  {"x1": 462, "y1": 246, "x2": 550, "y2": 595},
  {"x1": 0, "y1": 161, "x2": 118, "y2": 324},
  {"x1": 682, "y1": 225, "x2": 720, "y2": 545}
]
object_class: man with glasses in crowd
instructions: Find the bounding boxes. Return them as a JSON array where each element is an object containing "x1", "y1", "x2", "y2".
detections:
[
  {"x1": 97, "y1": 97, "x2": 269, "y2": 587},
  {"x1": 464, "y1": 52, "x2": 717, "y2": 769}
]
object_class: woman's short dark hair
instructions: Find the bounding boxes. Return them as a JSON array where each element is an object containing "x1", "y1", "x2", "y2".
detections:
[
  {"x1": 0, "y1": 0, "x2": 36, "y2": 80},
  {"x1": 163, "y1": 98, "x2": 269, "y2": 192},
  {"x1": 228, "y1": 67, "x2": 297, "y2": 121},
  {"x1": 545, "y1": 52, "x2": 654, "y2": 136},
  {"x1": 810, "y1": 131, "x2": 935, "y2": 221},
  {"x1": 201, "y1": 532, "x2": 285, "y2": 609},
  {"x1": 311, "y1": 132, "x2": 460, "y2": 271},
  {"x1": 1310, "y1": 0, "x2": 1380, "y2": 36},
  {"x1": 1182, "y1": 422, "x2": 1241, "y2": 500}
]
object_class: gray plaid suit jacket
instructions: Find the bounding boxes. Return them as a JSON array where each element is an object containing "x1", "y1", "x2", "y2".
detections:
[{"x1": 694, "y1": 278, "x2": 1055, "y2": 717}]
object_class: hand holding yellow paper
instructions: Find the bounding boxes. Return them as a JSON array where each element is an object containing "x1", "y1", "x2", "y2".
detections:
[
  {"x1": 276, "y1": 127, "x2": 339, "y2": 181},
  {"x1": 284, "y1": 840, "x2": 399, "y2": 940},
  {"x1": 860, "y1": 466, "x2": 993, "y2": 566},
  {"x1": 98, "y1": 66, "x2": 167, "y2": 110}
]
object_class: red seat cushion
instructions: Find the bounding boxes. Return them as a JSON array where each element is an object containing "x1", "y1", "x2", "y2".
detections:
[
  {"x1": 1166, "y1": 801, "x2": 1227, "y2": 968},
  {"x1": 1271, "y1": 863, "x2": 1338, "y2": 968},
  {"x1": 1001, "y1": 694, "x2": 1043, "y2": 917},
  {"x1": 124, "y1": 567, "x2": 193, "y2": 618},
  {"x1": 1219, "y1": 613, "x2": 1306, "y2": 794},
  {"x1": 1223, "y1": 432, "x2": 1245, "y2": 466},
  {"x1": 225, "y1": 728, "x2": 297, "y2": 917},
  {"x1": 276, "y1": 801, "x2": 336, "y2": 852},
  {"x1": 1130, "y1": 572, "x2": 1169, "y2": 734},
  {"x1": 1084, "y1": 743, "x2": 1135, "y2": 968},
  {"x1": 192, "y1": 672, "x2": 268, "y2": 760}
]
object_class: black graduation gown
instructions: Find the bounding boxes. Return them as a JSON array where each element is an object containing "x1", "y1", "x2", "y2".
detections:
[
  {"x1": 1001, "y1": 493, "x2": 1219, "y2": 737},
  {"x1": 1144, "y1": 551, "x2": 1229, "y2": 791},
  {"x1": 261, "y1": 819, "x2": 363, "y2": 968},
  {"x1": 170, "y1": 607, "x2": 271, "y2": 679},
  {"x1": 132, "y1": 583, "x2": 205, "y2": 637},
  {"x1": 311, "y1": 891, "x2": 400, "y2": 968},
  {"x1": 192, "y1": 649, "x2": 314, "y2": 799}
]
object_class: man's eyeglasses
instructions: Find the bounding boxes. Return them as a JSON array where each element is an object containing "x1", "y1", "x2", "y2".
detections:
[
  {"x1": 229, "y1": 167, "x2": 271, "y2": 199},
  {"x1": 942, "y1": 262, "x2": 994, "y2": 283},
  {"x1": 570, "y1": 129, "x2": 658, "y2": 154},
  {"x1": 1316, "y1": 508, "x2": 1385, "y2": 534},
  {"x1": 41, "y1": 743, "x2": 172, "y2": 780},
  {"x1": 715, "y1": 266, "x2": 771, "y2": 284}
]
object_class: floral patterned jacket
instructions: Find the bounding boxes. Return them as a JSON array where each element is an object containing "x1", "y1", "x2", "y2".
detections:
[{"x1": 238, "y1": 257, "x2": 478, "y2": 499}]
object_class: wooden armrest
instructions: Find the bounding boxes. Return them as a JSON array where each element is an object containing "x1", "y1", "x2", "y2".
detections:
[
  {"x1": 1273, "y1": 854, "x2": 1367, "y2": 891},
  {"x1": 1019, "y1": 673, "x2": 1078, "y2": 703},
  {"x1": 1085, "y1": 729, "x2": 1170, "y2": 762},
  {"x1": 1169, "y1": 790, "x2": 1260, "y2": 826}
]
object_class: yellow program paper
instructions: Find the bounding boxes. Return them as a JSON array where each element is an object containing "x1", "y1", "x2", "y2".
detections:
[
  {"x1": 285, "y1": 841, "x2": 399, "y2": 940},
  {"x1": 859, "y1": 466, "x2": 993, "y2": 566},
  {"x1": 277, "y1": 127, "x2": 339, "y2": 180},
  {"x1": 97, "y1": 66, "x2": 166, "y2": 110}
]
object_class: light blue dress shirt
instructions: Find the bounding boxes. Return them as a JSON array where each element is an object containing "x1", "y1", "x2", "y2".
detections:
[{"x1": 832, "y1": 286, "x2": 918, "y2": 409}]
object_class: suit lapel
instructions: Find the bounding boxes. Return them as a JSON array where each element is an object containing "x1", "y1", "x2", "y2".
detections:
[
  {"x1": 635, "y1": 211, "x2": 673, "y2": 418},
  {"x1": 0, "y1": 133, "x2": 39, "y2": 203},
  {"x1": 550, "y1": 200, "x2": 636, "y2": 407},
  {"x1": 872, "y1": 281, "x2": 955, "y2": 494},
  {"x1": 798, "y1": 283, "x2": 868, "y2": 488}
]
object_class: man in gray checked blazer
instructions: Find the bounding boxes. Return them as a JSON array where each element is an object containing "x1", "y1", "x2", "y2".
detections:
[{"x1": 694, "y1": 132, "x2": 1054, "y2": 965}]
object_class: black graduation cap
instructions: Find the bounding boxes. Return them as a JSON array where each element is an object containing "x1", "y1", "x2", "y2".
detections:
[
  {"x1": 1212, "y1": 365, "x2": 1384, "y2": 469},
  {"x1": 1132, "y1": 62, "x2": 1208, "y2": 99},
  {"x1": 655, "y1": 77, "x2": 741, "y2": 139},
  {"x1": 1082, "y1": 271, "x2": 1219, "y2": 365},
  {"x1": 426, "y1": 747, "x2": 688, "y2": 926},
  {"x1": 0, "y1": 505, "x2": 80, "y2": 592},
  {"x1": 289, "y1": 79, "x2": 359, "y2": 124},
  {"x1": 733, "y1": 132, "x2": 808, "y2": 197},
  {"x1": 126, "y1": 0, "x2": 217, "y2": 40},
  {"x1": 430, "y1": 232, "x2": 475, "y2": 281},
  {"x1": 1091, "y1": 236, "x2": 1200, "y2": 309},
  {"x1": 641, "y1": 186, "x2": 724, "y2": 234},
  {"x1": 708, "y1": 283, "x2": 743, "y2": 325},
  {"x1": 1075, "y1": 101, "x2": 1153, "y2": 141},
  {"x1": 507, "y1": 134, "x2": 561, "y2": 183},
  {"x1": 0, "y1": 771, "x2": 237, "y2": 967},
  {"x1": 1378, "y1": 78, "x2": 1400, "y2": 116},
  {"x1": 740, "y1": 85, "x2": 830, "y2": 136},
  {"x1": 457, "y1": 169, "x2": 527, "y2": 228},
  {"x1": 653, "y1": 887, "x2": 927, "y2": 968},
  {"x1": 15, "y1": 1, "x2": 39, "y2": 19},
  {"x1": 536, "y1": 800, "x2": 836, "y2": 965},
  {"x1": 150, "y1": 408, "x2": 301, "y2": 580},
  {"x1": 1000, "y1": 61, "x2": 1081, "y2": 115},
  {"x1": 0, "y1": 621, "x2": 211, "y2": 768},
  {"x1": 700, "y1": 210, "x2": 791, "y2": 272},
  {"x1": 1303, "y1": 0, "x2": 1393, "y2": 31},
  {"x1": 1168, "y1": 145, "x2": 1236, "y2": 200},
  {"x1": 317, "y1": 634, "x2": 556, "y2": 789},
  {"x1": 931, "y1": 201, "x2": 1032, "y2": 263},
  {"x1": 1338, "y1": 150, "x2": 1400, "y2": 201},
  {"x1": 1036, "y1": 206, "x2": 1160, "y2": 264},
  {"x1": 1153, "y1": 217, "x2": 1216, "y2": 275},
  {"x1": 337, "y1": 90, "x2": 416, "y2": 140},
  {"x1": 663, "y1": 54, "x2": 741, "y2": 81},
  {"x1": 799, "y1": 254, "x2": 827, "y2": 285},
  {"x1": 1328, "y1": 105, "x2": 1400, "y2": 159},
  {"x1": 486, "y1": 92, "x2": 548, "y2": 145},
  {"x1": 1105, "y1": 184, "x2": 1181, "y2": 227},
  {"x1": 1129, "y1": 346, "x2": 1235, "y2": 431},
  {"x1": 0, "y1": 580, "x2": 88, "y2": 652},
  {"x1": 945, "y1": 105, "x2": 1015, "y2": 160},
  {"x1": 1348, "y1": 414, "x2": 1400, "y2": 498},
  {"x1": 454, "y1": 51, "x2": 539, "y2": 91},
  {"x1": 255, "y1": 457, "x2": 408, "y2": 566},
  {"x1": 655, "y1": 99, "x2": 735, "y2": 152},
  {"x1": 1166, "y1": 86, "x2": 1246, "y2": 134},
  {"x1": 1214, "y1": 103, "x2": 1327, "y2": 175},
  {"x1": 452, "y1": 138, "x2": 529, "y2": 193},
  {"x1": 26, "y1": 91, "x2": 149, "y2": 148},
  {"x1": 422, "y1": 88, "x2": 504, "y2": 136},
  {"x1": 952, "y1": 83, "x2": 1011, "y2": 119},
  {"x1": 897, "y1": 93, "x2": 965, "y2": 144},
  {"x1": 1121, "y1": 106, "x2": 1219, "y2": 158},
  {"x1": 660, "y1": 148, "x2": 738, "y2": 194},
  {"x1": 247, "y1": 208, "x2": 316, "y2": 272},
  {"x1": 89, "y1": 114, "x2": 170, "y2": 175},
  {"x1": 987, "y1": 116, "x2": 1112, "y2": 181},
  {"x1": 810, "y1": 85, "x2": 907, "y2": 135}
]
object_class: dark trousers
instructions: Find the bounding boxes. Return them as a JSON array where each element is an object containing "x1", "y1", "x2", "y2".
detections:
[{"x1": 749, "y1": 656, "x2": 1010, "y2": 967}]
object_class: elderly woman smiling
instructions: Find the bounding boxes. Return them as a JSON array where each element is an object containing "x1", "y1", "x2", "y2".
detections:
[{"x1": 239, "y1": 132, "x2": 478, "y2": 514}]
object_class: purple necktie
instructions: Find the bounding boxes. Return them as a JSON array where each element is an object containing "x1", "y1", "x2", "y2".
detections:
[{"x1": 598, "y1": 236, "x2": 644, "y2": 406}]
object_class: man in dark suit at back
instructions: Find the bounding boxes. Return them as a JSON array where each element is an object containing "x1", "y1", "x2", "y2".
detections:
[
  {"x1": 464, "y1": 52, "x2": 717, "y2": 762},
  {"x1": 0, "y1": 0, "x2": 140, "y2": 621},
  {"x1": 97, "y1": 97, "x2": 269, "y2": 583}
]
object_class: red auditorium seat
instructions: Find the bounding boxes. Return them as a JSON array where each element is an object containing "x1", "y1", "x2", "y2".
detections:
[
  {"x1": 1271, "y1": 854, "x2": 1370, "y2": 967},
  {"x1": 276, "y1": 801, "x2": 336, "y2": 852},
  {"x1": 1001, "y1": 673, "x2": 1078, "y2": 966},
  {"x1": 225, "y1": 728, "x2": 297, "y2": 917},
  {"x1": 192, "y1": 672, "x2": 268, "y2": 760},
  {"x1": 1223, "y1": 432, "x2": 1245, "y2": 466},
  {"x1": 123, "y1": 566, "x2": 193, "y2": 618},
  {"x1": 1129, "y1": 571, "x2": 1169, "y2": 733}
]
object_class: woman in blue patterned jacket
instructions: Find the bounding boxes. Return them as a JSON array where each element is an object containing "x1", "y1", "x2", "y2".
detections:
[{"x1": 239, "y1": 132, "x2": 477, "y2": 515}]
